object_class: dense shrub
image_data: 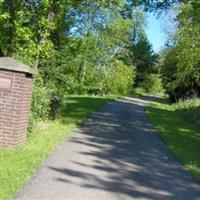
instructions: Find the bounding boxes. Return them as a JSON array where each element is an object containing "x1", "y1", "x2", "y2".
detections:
[
  {"x1": 31, "y1": 85, "x2": 50, "y2": 120},
  {"x1": 106, "y1": 60, "x2": 135, "y2": 95},
  {"x1": 161, "y1": 47, "x2": 200, "y2": 102},
  {"x1": 141, "y1": 73, "x2": 165, "y2": 95},
  {"x1": 28, "y1": 83, "x2": 50, "y2": 131},
  {"x1": 48, "y1": 90, "x2": 63, "y2": 120},
  {"x1": 28, "y1": 75, "x2": 66, "y2": 131},
  {"x1": 160, "y1": 0, "x2": 200, "y2": 102}
]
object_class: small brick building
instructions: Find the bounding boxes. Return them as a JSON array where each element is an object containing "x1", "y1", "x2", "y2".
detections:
[{"x1": 0, "y1": 57, "x2": 37, "y2": 148}]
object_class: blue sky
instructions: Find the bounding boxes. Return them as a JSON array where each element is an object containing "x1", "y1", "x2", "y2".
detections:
[{"x1": 146, "y1": 13, "x2": 167, "y2": 52}]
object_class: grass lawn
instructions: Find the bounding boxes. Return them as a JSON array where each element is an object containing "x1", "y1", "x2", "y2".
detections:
[
  {"x1": 147, "y1": 98, "x2": 200, "y2": 182},
  {"x1": 0, "y1": 95, "x2": 116, "y2": 200}
]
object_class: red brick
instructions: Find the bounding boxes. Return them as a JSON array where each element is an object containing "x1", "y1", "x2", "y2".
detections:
[{"x1": 0, "y1": 69, "x2": 34, "y2": 148}]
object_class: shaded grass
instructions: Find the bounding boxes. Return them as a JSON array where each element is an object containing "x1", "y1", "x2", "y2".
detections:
[
  {"x1": 0, "y1": 95, "x2": 116, "y2": 200},
  {"x1": 147, "y1": 98, "x2": 200, "y2": 182},
  {"x1": 174, "y1": 98, "x2": 200, "y2": 123}
]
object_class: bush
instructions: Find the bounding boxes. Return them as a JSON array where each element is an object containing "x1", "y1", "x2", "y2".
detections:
[
  {"x1": 106, "y1": 60, "x2": 135, "y2": 95},
  {"x1": 28, "y1": 84, "x2": 50, "y2": 131},
  {"x1": 141, "y1": 73, "x2": 165, "y2": 95},
  {"x1": 160, "y1": 47, "x2": 200, "y2": 102},
  {"x1": 28, "y1": 112, "x2": 35, "y2": 132},
  {"x1": 31, "y1": 85, "x2": 50, "y2": 120},
  {"x1": 48, "y1": 90, "x2": 63, "y2": 120},
  {"x1": 133, "y1": 87, "x2": 147, "y2": 96},
  {"x1": 28, "y1": 78, "x2": 65, "y2": 131}
]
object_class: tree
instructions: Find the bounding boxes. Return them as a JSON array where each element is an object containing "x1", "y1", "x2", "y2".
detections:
[
  {"x1": 0, "y1": 0, "x2": 161, "y2": 98},
  {"x1": 37, "y1": 0, "x2": 135, "y2": 95},
  {"x1": 0, "y1": 0, "x2": 75, "y2": 66},
  {"x1": 105, "y1": 59, "x2": 136, "y2": 95},
  {"x1": 160, "y1": 0, "x2": 200, "y2": 101},
  {"x1": 125, "y1": 0, "x2": 181, "y2": 11},
  {"x1": 118, "y1": 35, "x2": 158, "y2": 86}
]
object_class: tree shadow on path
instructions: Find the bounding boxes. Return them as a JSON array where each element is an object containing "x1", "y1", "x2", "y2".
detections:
[{"x1": 48, "y1": 97, "x2": 200, "y2": 200}]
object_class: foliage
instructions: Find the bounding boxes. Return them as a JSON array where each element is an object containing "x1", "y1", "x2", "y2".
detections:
[
  {"x1": 29, "y1": 75, "x2": 66, "y2": 130},
  {"x1": 31, "y1": 85, "x2": 50, "y2": 121},
  {"x1": 131, "y1": 37, "x2": 158, "y2": 84},
  {"x1": 160, "y1": 0, "x2": 200, "y2": 102},
  {"x1": 119, "y1": 7, "x2": 158, "y2": 90},
  {"x1": 39, "y1": 15, "x2": 133, "y2": 95},
  {"x1": 147, "y1": 98, "x2": 200, "y2": 182},
  {"x1": 106, "y1": 60, "x2": 135, "y2": 95},
  {"x1": 0, "y1": 0, "x2": 53, "y2": 64},
  {"x1": 141, "y1": 73, "x2": 164, "y2": 95},
  {"x1": 126, "y1": 0, "x2": 181, "y2": 11},
  {"x1": 29, "y1": 83, "x2": 50, "y2": 131},
  {"x1": 0, "y1": 0, "x2": 160, "y2": 126},
  {"x1": 0, "y1": 0, "x2": 160, "y2": 101},
  {"x1": 175, "y1": 0, "x2": 200, "y2": 97},
  {"x1": 49, "y1": 91, "x2": 63, "y2": 120},
  {"x1": 0, "y1": 96, "x2": 116, "y2": 200}
]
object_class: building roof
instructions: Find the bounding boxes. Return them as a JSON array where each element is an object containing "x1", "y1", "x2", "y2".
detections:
[{"x1": 0, "y1": 57, "x2": 37, "y2": 75}]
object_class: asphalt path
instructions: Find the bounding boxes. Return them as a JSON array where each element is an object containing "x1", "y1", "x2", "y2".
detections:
[{"x1": 15, "y1": 97, "x2": 200, "y2": 200}]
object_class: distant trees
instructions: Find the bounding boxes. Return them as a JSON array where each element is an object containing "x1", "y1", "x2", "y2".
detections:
[
  {"x1": 131, "y1": 36, "x2": 158, "y2": 83},
  {"x1": 2, "y1": 0, "x2": 179, "y2": 100},
  {"x1": 0, "y1": 0, "x2": 137, "y2": 95},
  {"x1": 118, "y1": 7, "x2": 159, "y2": 90},
  {"x1": 38, "y1": 0, "x2": 136, "y2": 95},
  {"x1": 3, "y1": 0, "x2": 197, "y2": 126}
]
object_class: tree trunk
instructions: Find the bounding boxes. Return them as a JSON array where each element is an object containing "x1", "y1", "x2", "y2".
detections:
[
  {"x1": 34, "y1": 3, "x2": 55, "y2": 69},
  {"x1": 133, "y1": 28, "x2": 136, "y2": 44},
  {"x1": 78, "y1": 61, "x2": 86, "y2": 83},
  {"x1": 0, "y1": 48, "x2": 4, "y2": 56},
  {"x1": 7, "y1": 0, "x2": 15, "y2": 56},
  {"x1": 173, "y1": 91, "x2": 178, "y2": 103}
]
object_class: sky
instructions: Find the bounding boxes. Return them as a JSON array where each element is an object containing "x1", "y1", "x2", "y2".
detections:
[{"x1": 146, "y1": 12, "x2": 167, "y2": 53}]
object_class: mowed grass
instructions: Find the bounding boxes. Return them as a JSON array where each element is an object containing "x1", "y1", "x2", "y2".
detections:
[
  {"x1": 147, "y1": 98, "x2": 200, "y2": 182},
  {"x1": 0, "y1": 95, "x2": 116, "y2": 200}
]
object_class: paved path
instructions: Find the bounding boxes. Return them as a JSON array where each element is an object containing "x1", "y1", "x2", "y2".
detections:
[{"x1": 15, "y1": 97, "x2": 200, "y2": 200}]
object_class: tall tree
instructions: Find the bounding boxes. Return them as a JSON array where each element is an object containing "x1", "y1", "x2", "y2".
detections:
[{"x1": 160, "y1": 0, "x2": 200, "y2": 101}]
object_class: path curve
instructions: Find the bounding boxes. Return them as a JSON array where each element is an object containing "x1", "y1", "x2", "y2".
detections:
[{"x1": 15, "y1": 97, "x2": 200, "y2": 200}]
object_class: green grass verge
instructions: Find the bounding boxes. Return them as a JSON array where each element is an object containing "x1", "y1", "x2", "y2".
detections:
[
  {"x1": 147, "y1": 98, "x2": 200, "y2": 182},
  {"x1": 0, "y1": 95, "x2": 116, "y2": 200}
]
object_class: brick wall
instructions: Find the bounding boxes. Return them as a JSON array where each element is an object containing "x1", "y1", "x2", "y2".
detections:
[{"x1": 0, "y1": 69, "x2": 33, "y2": 148}]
